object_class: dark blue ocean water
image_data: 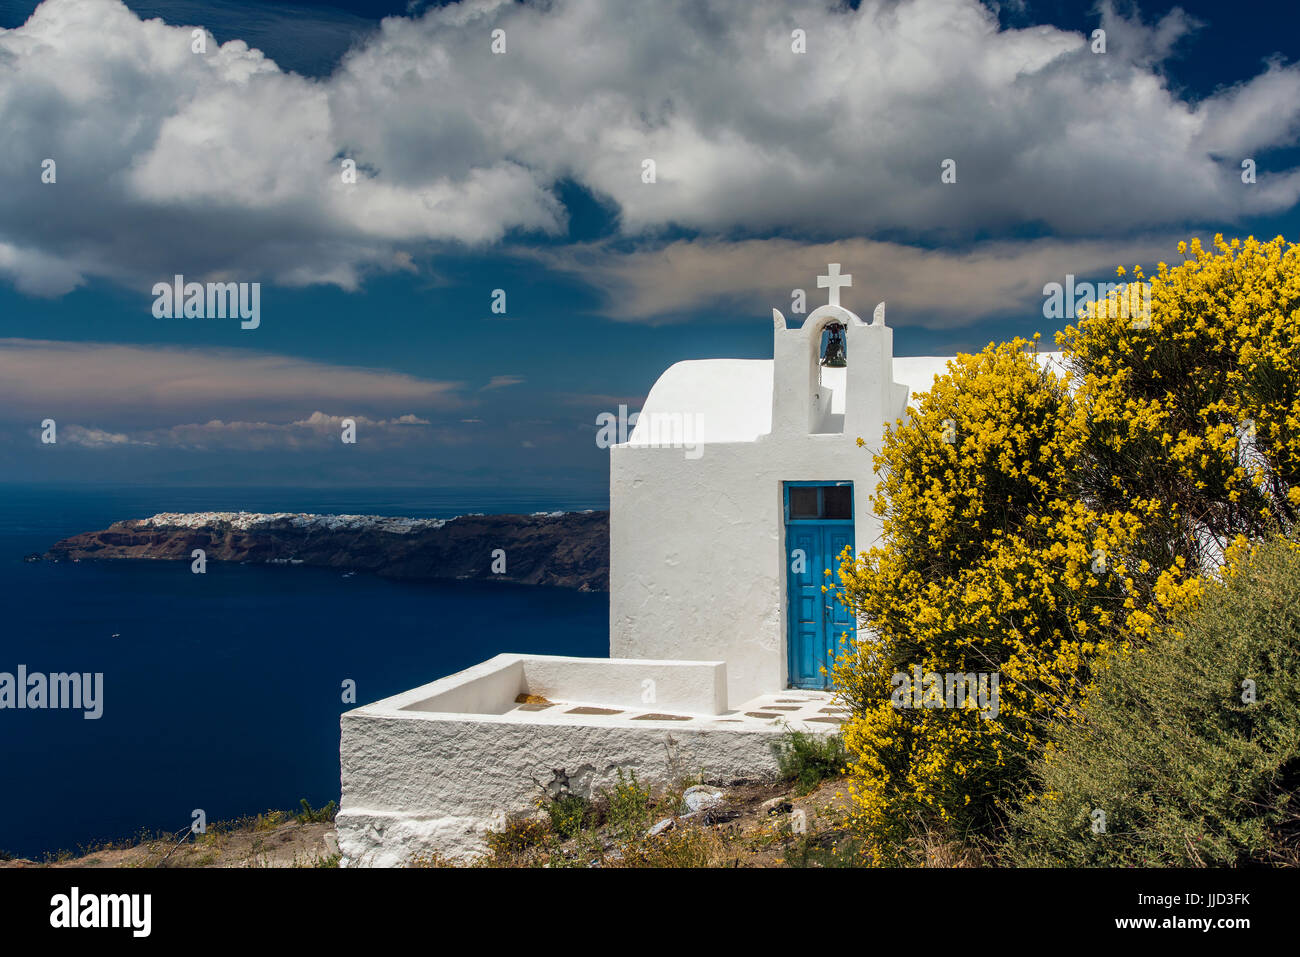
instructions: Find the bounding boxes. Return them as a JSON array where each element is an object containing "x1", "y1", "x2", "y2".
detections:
[{"x1": 0, "y1": 484, "x2": 609, "y2": 860}]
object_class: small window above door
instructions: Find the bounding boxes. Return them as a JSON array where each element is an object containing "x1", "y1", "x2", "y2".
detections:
[
  {"x1": 789, "y1": 485, "x2": 819, "y2": 518},
  {"x1": 822, "y1": 485, "x2": 852, "y2": 519},
  {"x1": 784, "y1": 482, "x2": 854, "y2": 522}
]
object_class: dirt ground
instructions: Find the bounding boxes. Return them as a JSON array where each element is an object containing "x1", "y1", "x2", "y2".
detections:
[
  {"x1": 457, "y1": 775, "x2": 864, "y2": 868},
  {"x1": 2, "y1": 775, "x2": 860, "y2": 869},
  {"x1": 669, "y1": 777, "x2": 857, "y2": 867},
  {"x1": 2, "y1": 816, "x2": 339, "y2": 869}
]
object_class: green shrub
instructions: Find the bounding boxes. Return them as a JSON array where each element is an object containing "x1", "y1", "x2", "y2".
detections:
[
  {"x1": 296, "y1": 799, "x2": 338, "y2": 824},
  {"x1": 253, "y1": 810, "x2": 288, "y2": 831},
  {"x1": 542, "y1": 792, "x2": 590, "y2": 840},
  {"x1": 603, "y1": 769, "x2": 654, "y2": 845},
  {"x1": 774, "y1": 729, "x2": 847, "y2": 795},
  {"x1": 1005, "y1": 534, "x2": 1300, "y2": 866}
]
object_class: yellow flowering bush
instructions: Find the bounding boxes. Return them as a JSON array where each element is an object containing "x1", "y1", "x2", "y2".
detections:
[
  {"x1": 835, "y1": 340, "x2": 1187, "y2": 863},
  {"x1": 1060, "y1": 234, "x2": 1300, "y2": 556},
  {"x1": 836, "y1": 236, "x2": 1298, "y2": 865}
]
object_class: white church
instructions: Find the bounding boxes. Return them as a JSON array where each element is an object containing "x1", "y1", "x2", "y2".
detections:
[{"x1": 336, "y1": 266, "x2": 996, "y2": 864}]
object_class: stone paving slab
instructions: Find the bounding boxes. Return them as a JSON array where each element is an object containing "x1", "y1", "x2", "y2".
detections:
[{"x1": 491, "y1": 689, "x2": 844, "y2": 733}]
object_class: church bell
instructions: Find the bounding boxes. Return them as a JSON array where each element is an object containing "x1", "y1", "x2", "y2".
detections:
[{"x1": 821, "y1": 322, "x2": 847, "y2": 367}]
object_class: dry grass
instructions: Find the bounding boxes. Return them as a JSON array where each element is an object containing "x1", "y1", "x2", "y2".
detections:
[{"x1": 414, "y1": 776, "x2": 868, "y2": 868}]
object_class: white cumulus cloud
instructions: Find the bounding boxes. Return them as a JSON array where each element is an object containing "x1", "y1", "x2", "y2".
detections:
[{"x1": 0, "y1": 0, "x2": 1297, "y2": 299}]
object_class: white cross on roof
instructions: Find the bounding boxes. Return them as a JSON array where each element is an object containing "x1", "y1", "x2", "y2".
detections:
[{"x1": 817, "y1": 263, "x2": 852, "y2": 307}]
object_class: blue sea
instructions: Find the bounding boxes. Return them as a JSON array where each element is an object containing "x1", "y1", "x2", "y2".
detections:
[{"x1": 0, "y1": 484, "x2": 609, "y2": 860}]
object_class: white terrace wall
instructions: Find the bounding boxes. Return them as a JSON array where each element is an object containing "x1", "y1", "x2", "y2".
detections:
[
  {"x1": 338, "y1": 654, "x2": 806, "y2": 864},
  {"x1": 339, "y1": 709, "x2": 799, "y2": 864}
]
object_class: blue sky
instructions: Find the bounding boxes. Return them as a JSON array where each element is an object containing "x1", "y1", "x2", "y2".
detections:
[{"x1": 0, "y1": 0, "x2": 1297, "y2": 489}]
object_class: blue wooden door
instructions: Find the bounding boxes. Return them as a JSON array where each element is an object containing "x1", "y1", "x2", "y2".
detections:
[{"x1": 785, "y1": 483, "x2": 855, "y2": 689}]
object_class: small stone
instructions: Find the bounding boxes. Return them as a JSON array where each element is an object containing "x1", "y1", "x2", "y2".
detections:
[
  {"x1": 761, "y1": 796, "x2": 793, "y2": 815},
  {"x1": 679, "y1": 807, "x2": 739, "y2": 826},
  {"x1": 701, "y1": 806, "x2": 740, "y2": 825},
  {"x1": 682, "y1": 785, "x2": 725, "y2": 813},
  {"x1": 646, "y1": 818, "x2": 675, "y2": 838},
  {"x1": 631, "y1": 712, "x2": 692, "y2": 721}
]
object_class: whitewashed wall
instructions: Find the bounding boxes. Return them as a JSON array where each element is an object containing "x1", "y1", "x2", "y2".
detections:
[{"x1": 610, "y1": 313, "x2": 912, "y2": 706}]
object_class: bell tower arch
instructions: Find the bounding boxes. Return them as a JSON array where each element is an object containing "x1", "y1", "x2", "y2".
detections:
[{"x1": 771, "y1": 264, "x2": 901, "y2": 438}]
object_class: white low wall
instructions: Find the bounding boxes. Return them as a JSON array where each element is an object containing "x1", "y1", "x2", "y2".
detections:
[
  {"x1": 338, "y1": 654, "x2": 810, "y2": 865},
  {"x1": 338, "y1": 710, "x2": 797, "y2": 865},
  {"x1": 519, "y1": 655, "x2": 727, "y2": 715},
  {"x1": 397, "y1": 655, "x2": 526, "y2": 715},
  {"x1": 393, "y1": 653, "x2": 728, "y2": 716}
]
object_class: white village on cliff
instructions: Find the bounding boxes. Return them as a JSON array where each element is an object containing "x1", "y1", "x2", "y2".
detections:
[{"x1": 336, "y1": 266, "x2": 1063, "y2": 864}]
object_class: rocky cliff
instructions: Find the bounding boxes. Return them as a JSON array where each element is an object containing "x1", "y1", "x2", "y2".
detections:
[{"x1": 42, "y1": 510, "x2": 609, "y2": 591}]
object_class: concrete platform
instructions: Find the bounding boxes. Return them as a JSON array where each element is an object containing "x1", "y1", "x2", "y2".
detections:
[
  {"x1": 337, "y1": 654, "x2": 843, "y2": 865},
  {"x1": 491, "y1": 689, "x2": 845, "y2": 730}
]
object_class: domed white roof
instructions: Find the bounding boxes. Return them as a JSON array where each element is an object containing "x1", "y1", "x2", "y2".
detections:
[{"x1": 623, "y1": 351, "x2": 1067, "y2": 446}]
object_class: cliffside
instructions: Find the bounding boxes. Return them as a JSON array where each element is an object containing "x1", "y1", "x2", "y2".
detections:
[{"x1": 42, "y1": 510, "x2": 609, "y2": 591}]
